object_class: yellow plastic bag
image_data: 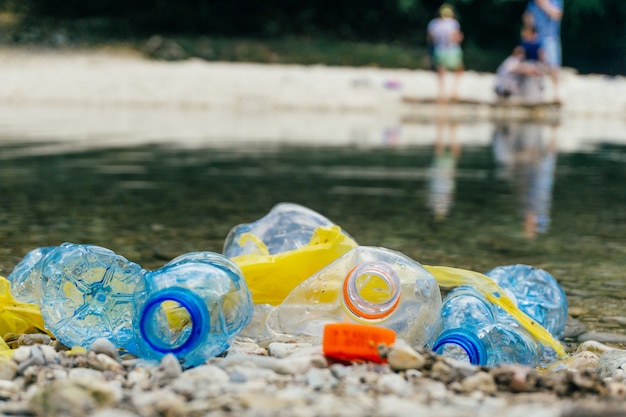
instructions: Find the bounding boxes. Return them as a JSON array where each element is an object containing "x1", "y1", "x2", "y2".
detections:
[
  {"x1": 0, "y1": 275, "x2": 52, "y2": 338},
  {"x1": 424, "y1": 265, "x2": 566, "y2": 357},
  {"x1": 231, "y1": 225, "x2": 358, "y2": 305}
]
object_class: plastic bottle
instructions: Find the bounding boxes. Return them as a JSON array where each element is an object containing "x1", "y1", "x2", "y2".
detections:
[
  {"x1": 485, "y1": 264, "x2": 568, "y2": 337},
  {"x1": 8, "y1": 246, "x2": 55, "y2": 304},
  {"x1": 36, "y1": 243, "x2": 146, "y2": 352},
  {"x1": 432, "y1": 285, "x2": 542, "y2": 367},
  {"x1": 262, "y1": 246, "x2": 442, "y2": 349},
  {"x1": 223, "y1": 202, "x2": 352, "y2": 257},
  {"x1": 133, "y1": 251, "x2": 253, "y2": 368}
]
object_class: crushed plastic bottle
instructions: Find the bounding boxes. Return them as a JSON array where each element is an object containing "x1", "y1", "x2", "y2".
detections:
[
  {"x1": 223, "y1": 202, "x2": 352, "y2": 257},
  {"x1": 36, "y1": 243, "x2": 146, "y2": 352},
  {"x1": 133, "y1": 251, "x2": 253, "y2": 368},
  {"x1": 8, "y1": 246, "x2": 55, "y2": 304},
  {"x1": 432, "y1": 285, "x2": 542, "y2": 367},
  {"x1": 485, "y1": 264, "x2": 568, "y2": 337},
  {"x1": 262, "y1": 246, "x2": 442, "y2": 349}
]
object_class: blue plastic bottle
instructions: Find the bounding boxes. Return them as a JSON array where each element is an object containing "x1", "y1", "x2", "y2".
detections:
[
  {"x1": 8, "y1": 246, "x2": 55, "y2": 304},
  {"x1": 485, "y1": 264, "x2": 568, "y2": 337},
  {"x1": 133, "y1": 251, "x2": 253, "y2": 368},
  {"x1": 223, "y1": 202, "x2": 352, "y2": 257},
  {"x1": 262, "y1": 246, "x2": 442, "y2": 349},
  {"x1": 432, "y1": 285, "x2": 542, "y2": 367},
  {"x1": 36, "y1": 243, "x2": 145, "y2": 352}
]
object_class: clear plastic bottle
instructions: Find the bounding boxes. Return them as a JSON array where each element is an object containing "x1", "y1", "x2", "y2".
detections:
[
  {"x1": 223, "y1": 202, "x2": 352, "y2": 257},
  {"x1": 262, "y1": 246, "x2": 442, "y2": 349},
  {"x1": 36, "y1": 243, "x2": 145, "y2": 352},
  {"x1": 8, "y1": 246, "x2": 55, "y2": 304},
  {"x1": 133, "y1": 251, "x2": 253, "y2": 368},
  {"x1": 432, "y1": 285, "x2": 542, "y2": 367},
  {"x1": 485, "y1": 264, "x2": 568, "y2": 337}
]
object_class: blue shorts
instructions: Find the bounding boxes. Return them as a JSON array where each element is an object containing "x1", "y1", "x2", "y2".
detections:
[{"x1": 542, "y1": 36, "x2": 561, "y2": 68}]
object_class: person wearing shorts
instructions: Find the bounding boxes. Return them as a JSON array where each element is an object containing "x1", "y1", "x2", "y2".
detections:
[{"x1": 427, "y1": 4, "x2": 464, "y2": 102}]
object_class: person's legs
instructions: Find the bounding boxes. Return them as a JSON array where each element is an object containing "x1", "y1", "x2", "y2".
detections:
[
  {"x1": 436, "y1": 67, "x2": 447, "y2": 103},
  {"x1": 541, "y1": 36, "x2": 562, "y2": 102},
  {"x1": 450, "y1": 66, "x2": 463, "y2": 101}
]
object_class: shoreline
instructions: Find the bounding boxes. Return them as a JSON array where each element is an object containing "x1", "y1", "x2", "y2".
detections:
[
  {"x1": 0, "y1": 46, "x2": 624, "y2": 117},
  {"x1": 0, "y1": 46, "x2": 624, "y2": 156}
]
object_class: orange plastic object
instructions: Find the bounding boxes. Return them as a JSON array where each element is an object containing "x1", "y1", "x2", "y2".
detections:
[{"x1": 322, "y1": 322, "x2": 396, "y2": 363}]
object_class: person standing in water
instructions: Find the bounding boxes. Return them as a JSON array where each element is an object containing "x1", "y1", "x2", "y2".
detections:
[
  {"x1": 524, "y1": 0, "x2": 563, "y2": 103},
  {"x1": 427, "y1": 4, "x2": 464, "y2": 102}
]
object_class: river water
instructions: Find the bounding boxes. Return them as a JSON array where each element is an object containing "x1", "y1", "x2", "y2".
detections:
[{"x1": 0, "y1": 105, "x2": 625, "y2": 343}]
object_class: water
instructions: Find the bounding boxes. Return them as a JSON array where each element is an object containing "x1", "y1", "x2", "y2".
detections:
[{"x1": 0, "y1": 105, "x2": 625, "y2": 345}]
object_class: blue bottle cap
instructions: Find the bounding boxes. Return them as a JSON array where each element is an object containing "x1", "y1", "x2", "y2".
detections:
[{"x1": 432, "y1": 328, "x2": 488, "y2": 366}]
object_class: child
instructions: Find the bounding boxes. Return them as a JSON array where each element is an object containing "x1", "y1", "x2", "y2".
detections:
[{"x1": 427, "y1": 4, "x2": 464, "y2": 102}]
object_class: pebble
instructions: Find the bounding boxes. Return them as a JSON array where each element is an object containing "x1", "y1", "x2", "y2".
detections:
[
  {"x1": 17, "y1": 333, "x2": 52, "y2": 347},
  {"x1": 0, "y1": 360, "x2": 18, "y2": 381},
  {"x1": 597, "y1": 349, "x2": 626, "y2": 381},
  {"x1": 89, "y1": 338, "x2": 121, "y2": 361},
  {"x1": 384, "y1": 340, "x2": 427, "y2": 371},
  {"x1": 577, "y1": 332, "x2": 626, "y2": 344},
  {"x1": 0, "y1": 329, "x2": 623, "y2": 416},
  {"x1": 460, "y1": 371, "x2": 497, "y2": 394}
]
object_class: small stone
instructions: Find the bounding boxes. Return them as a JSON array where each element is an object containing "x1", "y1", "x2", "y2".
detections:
[
  {"x1": 376, "y1": 373, "x2": 410, "y2": 396},
  {"x1": 0, "y1": 380, "x2": 20, "y2": 398},
  {"x1": 227, "y1": 337, "x2": 268, "y2": 356},
  {"x1": 12, "y1": 346, "x2": 32, "y2": 364},
  {"x1": 0, "y1": 360, "x2": 18, "y2": 381},
  {"x1": 268, "y1": 342, "x2": 312, "y2": 358},
  {"x1": 598, "y1": 350, "x2": 626, "y2": 381},
  {"x1": 577, "y1": 332, "x2": 626, "y2": 344},
  {"x1": 90, "y1": 408, "x2": 142, "y2": 417},
  {"x1": 491, "y1": 364, "x2": 538, "y2": 392},
  {"x1": 131, "y1": 389, "x2": 187, "y2": 417},
  {"x1": 385, "y1": 340, "x2": 427, "y2": 371},
  {"x1": 29, "y1": 379, "x2": 117, "y2": 417},
  {"x1": 606, "y1": 380, "x2": 626, "y2": 397},
  {"x1": 460, "y1": 371, "x2": 497, "y2": 394},
  {"x1": 68, "y1": 367, "x2": 106, "y2": 382},
  {"x1": 305, "y1": 367, "x2": 338, "y2": 391},
  {"x1": 96, "y1": 354, "x2": 123, "y2": 372},
  {"x1": 89, "y1": 338, "x2": 120, "y2": 361},
  {"x1": 17, "y1": 333, "x2": 51, "y2": 347},
  {"x1": 564, "y1": 351, "x2": 600, "y2": 372},
  {"x1": 158, "y1": 353, "x2": 182, "y2": 380}
]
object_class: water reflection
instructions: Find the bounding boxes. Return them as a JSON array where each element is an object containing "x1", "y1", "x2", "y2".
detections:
[
  {"x1": 1, "y1": 107, "x2": 626, "y2": 339},
  {"x1": 427, "y1": 117, "x2": 461, "y2": 221},
  {"x1": 492, "y1": 121, "x2": 558, "y2": 238}
]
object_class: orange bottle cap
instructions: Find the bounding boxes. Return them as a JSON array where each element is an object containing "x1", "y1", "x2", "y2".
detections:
[{"x1": 322, "y1": 322, "x2": 396, "y2": 363}]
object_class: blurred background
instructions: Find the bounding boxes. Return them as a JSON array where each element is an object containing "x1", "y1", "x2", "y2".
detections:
[{"x1": 1, "y1": 0, "x2": 624, "y2": 75}]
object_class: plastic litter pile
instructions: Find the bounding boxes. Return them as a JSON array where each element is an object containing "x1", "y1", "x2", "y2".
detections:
[{"x1": 2, "y1": 202, "x2": 569, "y2": 368}]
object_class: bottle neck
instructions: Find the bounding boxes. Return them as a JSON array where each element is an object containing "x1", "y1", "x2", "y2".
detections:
[
  {"x1": 342, "y1": 261, "x2": 401, "y2": 321},
  {"x1": 139, "y1": 287, "x2": 209, "y2": 355},
  {"x1": 432, "y1": 328, "x2": 487, "y2": 366}
]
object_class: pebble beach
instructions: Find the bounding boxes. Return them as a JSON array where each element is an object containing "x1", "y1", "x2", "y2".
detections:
[{"x1": 2, "y1": 45, "x2": 626, "y2": 417}]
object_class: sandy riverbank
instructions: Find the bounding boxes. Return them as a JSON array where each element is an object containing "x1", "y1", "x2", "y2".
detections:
[
  {"x1": 1, "y1": 46, "x2": 625, "y2": 115},
  {"x1": 0, "y1": 46, "x2": 624, "y2": 155}
]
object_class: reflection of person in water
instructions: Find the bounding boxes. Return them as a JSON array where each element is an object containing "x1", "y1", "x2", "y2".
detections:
[
  {"x1": 492, "y1": 121, "x2": 558, "y2": 238},
  {"x1": 427, "y1": 118, "x2": 461, "y2": 221}
]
